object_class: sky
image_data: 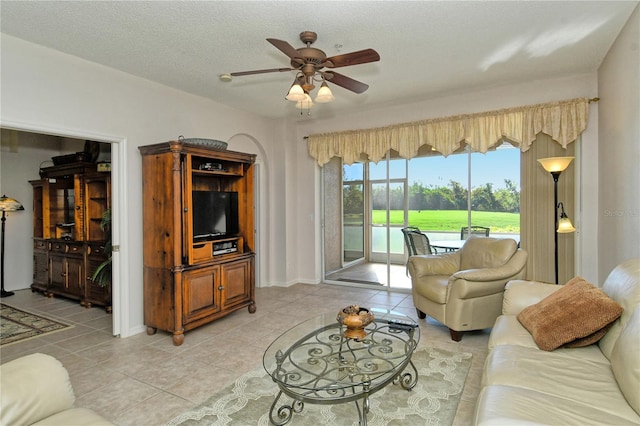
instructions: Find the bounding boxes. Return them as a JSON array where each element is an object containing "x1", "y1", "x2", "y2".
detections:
[{"x1": 345, "y1": 146, "x2": 520, "y2": 190}]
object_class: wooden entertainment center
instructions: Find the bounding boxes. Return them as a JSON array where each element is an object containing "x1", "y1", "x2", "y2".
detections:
[
  {"x1": 30, "y1": 163, "x2": 111, "y2": 311},
  {"x1": 138, "y1": 140, "x2": 256, "y2": 346}
]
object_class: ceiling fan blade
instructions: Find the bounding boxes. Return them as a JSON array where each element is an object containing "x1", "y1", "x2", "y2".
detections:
[
  {"x1": 325, "y1": 71, "x2": 369, "y2": 94},
  {"x1": 325, "y1": 49, "x2": 380, "y2": 68},
  {"x1": 230, "y1": 68, "x2": 294, "y2": 77},
  {"x1": 267, "y1": 38, "x2": 304, "y2": 63}
]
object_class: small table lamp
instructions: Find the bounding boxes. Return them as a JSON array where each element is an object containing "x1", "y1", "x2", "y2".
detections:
[{"x1": 0, "y1": 195, "x2": 25, "y2": 297}]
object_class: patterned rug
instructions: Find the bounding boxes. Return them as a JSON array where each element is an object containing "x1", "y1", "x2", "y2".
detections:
[
  {"x1": 168, "y1": 346, "x2": 472, "y2": 426},
  {"x1": 0, "y1": 303, "x2": 73, "y2": 346}
]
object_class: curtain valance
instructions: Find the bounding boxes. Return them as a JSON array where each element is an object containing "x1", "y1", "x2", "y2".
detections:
[{"x1": 307, "y1": 97, "x2": 590, "y2": 166}]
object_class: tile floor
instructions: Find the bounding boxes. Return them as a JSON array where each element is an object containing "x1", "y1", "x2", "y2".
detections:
[
  {"x1": 325, "y1": 262, "x2": 413, "y2": 290},
  {"x1": 1, "y1": 284, "x2": 489, "y2": 425}
]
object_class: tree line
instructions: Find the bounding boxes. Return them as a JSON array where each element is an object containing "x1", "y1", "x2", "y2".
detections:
[{"x1": 344, "y1": 179, "x2": 520, "y2": 213}]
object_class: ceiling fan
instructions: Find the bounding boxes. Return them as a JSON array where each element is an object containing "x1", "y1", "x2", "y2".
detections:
[{"x1": 229, "y1": 31, "x2": 380, "y2": 106}]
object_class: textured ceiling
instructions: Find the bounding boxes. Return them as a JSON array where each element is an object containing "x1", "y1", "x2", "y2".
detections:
[{"x1": 1, "y1": 1, "x2": 637, "y2": 120}]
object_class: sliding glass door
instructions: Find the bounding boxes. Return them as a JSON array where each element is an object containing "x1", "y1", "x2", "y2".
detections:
[
  {"x1": 343, "y1": 164, "x2": 365, "y2": 263},
  {"x1": 369, "y1": 181, "x2": 406, "y2": 264},
  {"x1": 322, "y1": 142, "x2": 520, "y2": 290}
]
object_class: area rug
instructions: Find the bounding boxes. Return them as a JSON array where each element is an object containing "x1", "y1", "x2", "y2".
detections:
[
  {"x1": 0, "y1": 303, "x2": 73, "y2": 346},
  {"x1": 167, "y1": 346, "x2": 472, "y2": 426}
]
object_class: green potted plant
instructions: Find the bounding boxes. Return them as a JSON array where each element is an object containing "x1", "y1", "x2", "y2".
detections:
[{"x1": 91, "y1": 209, "x2": 111, "y2": 286}]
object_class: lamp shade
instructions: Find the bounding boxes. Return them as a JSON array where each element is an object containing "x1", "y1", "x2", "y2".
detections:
[
  {"x1": 537, "y1": 157, "x2": 575, "y2": 173},
  {"x1": 556, "y1": 202, "x2": 576, "y2": 233},
  {"x1": 0, "y1": 195, "x2": 24, "y2": 212},
  {"x1": 286, "y1": 83, "x2": 306, "y2": 102},
  {"x1": 557, "y1": 217, "x2": 576, "y2": 233},
  {"x1": 295, "y1": 93, "x2": 314, "y2": 109},
  {"x1": 315, "y1": 82, "x2": 334, "y2": 103}
]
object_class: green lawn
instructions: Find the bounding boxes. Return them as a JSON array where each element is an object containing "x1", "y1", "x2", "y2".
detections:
[{"x1": 347, "y1": 210, "x2": 520, "y2": 233}]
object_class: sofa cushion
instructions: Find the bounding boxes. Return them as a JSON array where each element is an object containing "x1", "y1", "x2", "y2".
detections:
[
  {"x1": 474, "y1": 385, "x2": 640, "y2": 426},
  {"x1": 481, "y1": 345, "x2": 638, "y2": 423},
  {"x1": 517, "y1": 277, "x2": 623, "y2": 351},
  {"x1": 610, "y1": 306, "x2": 640, "y2": 415}
]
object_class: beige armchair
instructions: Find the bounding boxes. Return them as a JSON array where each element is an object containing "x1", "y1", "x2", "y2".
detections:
[{"x1": 408, "y1": 237, "x2": 528, "y2": 341}]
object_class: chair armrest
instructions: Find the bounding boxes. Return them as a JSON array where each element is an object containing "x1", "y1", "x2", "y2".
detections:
[
  {"x1": 453, "y1": 266, "x2": 515, "y2": 283},
  {"x1": 448, "y1": 277, "x2": 515, "y2": 300},
  {"x1": 502, "y1": 279, "x2": 561, "y2": 315},
  {"x1": 408, "y1": 251, "x2": 460, "y2": 278}
]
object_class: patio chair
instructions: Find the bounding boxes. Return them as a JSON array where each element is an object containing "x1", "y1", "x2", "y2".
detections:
[
  {"x1": 401, "y1": 227, "x2": 436, "y2": 275},
  {"x1": 460, "y1": 226, "x2": 490, "y2": 240}
]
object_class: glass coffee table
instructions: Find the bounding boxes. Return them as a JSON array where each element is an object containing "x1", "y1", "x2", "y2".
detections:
[{"x1": 263, "y1": 308, "x2": 420, "y2": 425}]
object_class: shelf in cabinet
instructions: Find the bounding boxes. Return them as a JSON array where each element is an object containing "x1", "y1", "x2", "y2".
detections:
[{"x1": 192, "y1": 169, "x2": 243, "y2": 177}]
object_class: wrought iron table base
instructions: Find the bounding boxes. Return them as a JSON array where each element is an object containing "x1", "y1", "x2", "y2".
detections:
[{"x1": 268, "y1": 360, "x2": 418, "y2": 425}]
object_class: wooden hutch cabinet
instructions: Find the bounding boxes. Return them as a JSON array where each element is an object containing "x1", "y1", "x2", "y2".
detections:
[
  {"x1": 138, "y1": 140, "x2": 256, "y2": 346},
  {"x1": 30, "y1": 163, "x2": 111, "y2": 311}
]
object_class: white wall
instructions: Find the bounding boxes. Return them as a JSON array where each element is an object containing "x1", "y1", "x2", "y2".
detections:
[
  {"x1": 597, "y1": 4, "x2": 640, "y2": 282},
  {"x1": 0, "y1": 35, "x2": 284, "y2": 337},
  {"x1": 295, "y1": 73, "x2": 601, "y2": 284},
  {"x1": 0, "y1": 131, "x2": 68, "y2": 289}
]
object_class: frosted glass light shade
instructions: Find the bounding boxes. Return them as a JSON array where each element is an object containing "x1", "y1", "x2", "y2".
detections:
[
  {"x1": 315, "y1": 82, "x2": 334, "y2": 103},
  {"x1": 557, "y1": 217, "x2": 576, "y2": 233},
  {"x1": 286, "y1": 84, "x2": 305, "y2": 102},
  {"x1": 538, "y1": 157, "x2": 574, "y2": 173},
  {"x1": 296, "y1": 93, "x2": 313, "y2": 109}
]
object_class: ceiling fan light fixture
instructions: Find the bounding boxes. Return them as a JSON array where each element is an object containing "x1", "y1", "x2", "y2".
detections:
[
  {"x1": 229, "y1": 31, "x2": 380, "y2": 114},
  {"x1": 286, "y1": 83, "x2": 305, "y2": 101},
  {"x1": 315, "y1": 81, "x2": 334, "y2": 103}
]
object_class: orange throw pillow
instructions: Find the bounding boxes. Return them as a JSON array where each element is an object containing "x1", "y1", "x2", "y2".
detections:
[{"x1": 517, "y1": 277, "x2": 623, "y2": 351}]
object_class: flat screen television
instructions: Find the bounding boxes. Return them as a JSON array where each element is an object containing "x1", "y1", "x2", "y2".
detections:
[{"x1": 192, "y1": 191, "x2": 239, "y2": 241}]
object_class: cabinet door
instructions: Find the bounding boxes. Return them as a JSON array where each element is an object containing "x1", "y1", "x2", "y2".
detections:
[
  {"x1": 49, "y1": 254, "x2": 66, "y2": 292},
  {"x1": 183, "y1": 265, "x2": 221, "y2": 324},
  {"x1": 66, "y1": 256, "x2": 84, "y2": 298},
  {"x1": 220, "y1": 258, "x2": 251, "y2": 310},
  {"x1": 48, "y1": 179, "x2": 75, "y2": 240},
  {"x1": 49, "y1": 253, "x2": 84, "y2": 298},
  {"x1": 49, "y1": 254, "x2": 84, "y2": 298}
]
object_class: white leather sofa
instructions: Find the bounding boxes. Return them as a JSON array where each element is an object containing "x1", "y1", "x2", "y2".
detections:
[
  {"x1": 0, "y1": 353, "x2": 113, "y2": 426},
  {"x1": 474, "y1": 258, "x2": 640, "y2": 425}
]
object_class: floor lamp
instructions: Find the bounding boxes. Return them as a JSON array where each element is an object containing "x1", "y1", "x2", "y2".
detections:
[
  {"x1": 537, "y1": 157, "x2": 576, "y2": 284},
  {"x1": 0, "y1": 195, "x2": 24, "y2": 298}
]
